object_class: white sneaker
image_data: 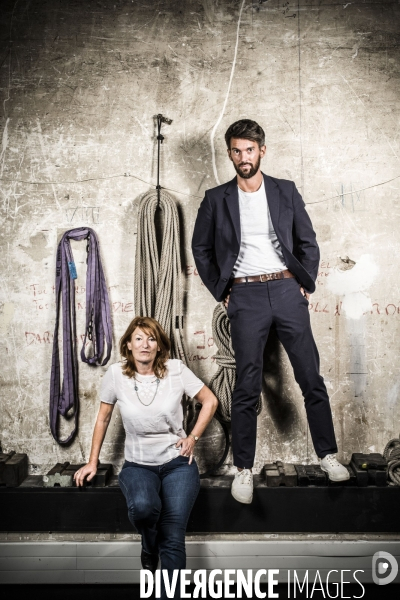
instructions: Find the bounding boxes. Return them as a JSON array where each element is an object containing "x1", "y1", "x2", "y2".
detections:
[
  {"x1": 231, "y1": 469, "x2": 253, "y2": 504},
  {"x1": 320, "y1": 454, "x2": 350, "y2": 482}
]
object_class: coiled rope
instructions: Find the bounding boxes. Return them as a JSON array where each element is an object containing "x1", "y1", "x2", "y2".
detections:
[
  {"x1": 209, "y1": 303, "x2": 262, "y2": 422},
  {"x1": 383, "y1": 434, "x2": 400, "y2": 486},
  {"x1": 134, "y1": 189, "x2": 188, "y2": 364}
]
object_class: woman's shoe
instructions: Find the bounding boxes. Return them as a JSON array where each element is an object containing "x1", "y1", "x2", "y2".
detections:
[{"x1": 141, "y1": 549, "x2": 159, "y2": 573}]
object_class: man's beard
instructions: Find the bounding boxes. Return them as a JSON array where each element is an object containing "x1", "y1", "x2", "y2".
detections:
[{"x1": 233, "y1": 155, "x2": 261, "y2": 179}]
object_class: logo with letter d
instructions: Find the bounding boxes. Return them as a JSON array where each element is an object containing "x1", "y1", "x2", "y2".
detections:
[{"x1": 372, "y1": 551, "x2": 398, "y2": 586}]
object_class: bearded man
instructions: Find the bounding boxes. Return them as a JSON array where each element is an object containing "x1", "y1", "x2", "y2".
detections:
[{"x1": 192, "y1": 119, "x2": 349, "y2": 504}]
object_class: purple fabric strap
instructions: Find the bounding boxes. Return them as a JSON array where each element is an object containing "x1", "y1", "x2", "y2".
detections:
[{"x1": 49, "y1": 227, "x2": 112, "y2": 445}]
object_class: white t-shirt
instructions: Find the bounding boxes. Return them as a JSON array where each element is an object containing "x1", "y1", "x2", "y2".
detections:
[
  {"x1": 232, "y1": 180, "x2": 287, "y2": 277},
  {"x1": 100, "y1": 359, "x2": 204, "y2": 465}
]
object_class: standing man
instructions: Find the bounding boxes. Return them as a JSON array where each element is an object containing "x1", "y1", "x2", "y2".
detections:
[{"x1": 192, "y1": 119, "x2": 349, "y2": 504}]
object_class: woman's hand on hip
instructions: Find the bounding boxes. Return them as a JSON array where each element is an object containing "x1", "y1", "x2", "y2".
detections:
[
  {"x1": 73, "y1": 462, "x2": 98, "y2": 487},
  {"x1": 176, "y1": 437, "x2": 195, "y2": 464}
]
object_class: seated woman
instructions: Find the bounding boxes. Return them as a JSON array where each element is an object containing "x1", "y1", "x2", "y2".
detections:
[{"x1": 74, "y1": 316, "x2": 218, "y2": 595}]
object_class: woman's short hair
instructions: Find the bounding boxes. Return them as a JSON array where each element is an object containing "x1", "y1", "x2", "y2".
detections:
[
  {"x1": 225, "y1": 119, "x2": 265, "y2": 149},
  {"x1": 119, "y1": 316, "x2": 170, "y2": 379}
]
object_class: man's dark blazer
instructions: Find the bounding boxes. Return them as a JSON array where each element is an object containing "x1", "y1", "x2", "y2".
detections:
[{"x1": 191, "y1": 172, "x2": 320, "y2": 302}]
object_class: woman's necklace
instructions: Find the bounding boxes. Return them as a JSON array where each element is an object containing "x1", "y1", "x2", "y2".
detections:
[{"x1": 133, "y1": 376, "x2": 160, "y2": 407}]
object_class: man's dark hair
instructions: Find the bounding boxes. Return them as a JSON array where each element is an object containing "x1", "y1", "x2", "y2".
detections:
[{"x1": 225, "y1": 119, "x2": 265, "y2": 149}]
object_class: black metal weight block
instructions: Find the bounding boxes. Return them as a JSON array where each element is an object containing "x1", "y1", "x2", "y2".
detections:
[
  {"x1": 368, "y1": 469, "x2": 387, "y2": 487},
  {"x1": 0, "y1": 451, "x2": 28, "y2": 487},
  {"x1": 264, "y1": 461, "x2": 297, "y2": 487},
  {"x1": 43, "y1": 462, "x2": 75, "y2": 487},
  {"x1": 349, "y1": 461, "x2": 369, "y2": 487},
  {"x1": 43, "y1": 462, "x2": 113, "y2": 487},
  {"x1": 295, "y1": 464, "x2": 328, "y2": 486},
  {"x1": 328, "y1": 465, "x2": 357, "y2": 487},
  {"x1": 85, "y1": 463, "x2": 113, "y2": 487},
  {"x1": 351, "y1": 453, "x2": 387, "y2": 471},
  {"x1": 350, "y1": 454, "x2": 388, "y2": 487}
]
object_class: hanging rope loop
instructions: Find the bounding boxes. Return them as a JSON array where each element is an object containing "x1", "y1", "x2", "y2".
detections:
[
  {"x1": 49, "y1": 227, "x2": 112, "y2": 445},
  {"x1": 134, "y1": 189, "x2": 188, "y2": 365}
]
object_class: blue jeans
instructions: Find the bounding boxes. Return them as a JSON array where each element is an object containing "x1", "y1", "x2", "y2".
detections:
[{"x1": 118, "y1": 455, "x2": 200, "y2": 598}]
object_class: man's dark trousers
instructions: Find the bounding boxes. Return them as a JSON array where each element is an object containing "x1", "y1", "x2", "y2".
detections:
[{"x1": 228, "y1": 276, "x2": 338, "y2": 469}]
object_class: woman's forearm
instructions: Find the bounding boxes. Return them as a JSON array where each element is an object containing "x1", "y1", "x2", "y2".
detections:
[
  {"x1": 88, "y1": 407, "x2": 113, "y2": 465},
  {"x1": 190, "y1": 386, "x2": 218, "y2": 440},
  {"x1": 88, "y1": 420, "x2": 109, "y2": 465},
  {"x1": 74, "y1": 404, "x2": 114, "y2": 486},
  {"x1": 190, "y1": 409, "x2": 214, "y2": 440}
]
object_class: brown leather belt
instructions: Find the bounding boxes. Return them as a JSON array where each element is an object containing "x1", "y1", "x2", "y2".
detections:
[{"x1": 232, "y1": 269, "x2": 295, "y2": 284}]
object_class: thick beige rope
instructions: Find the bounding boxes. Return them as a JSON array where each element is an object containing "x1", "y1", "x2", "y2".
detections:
[
  {"x1": 384, "y1": 435, "x2": 400, "y2": 486},
  {"x1": 134, "y1": 189, "x2": 188, "y2": 365}
]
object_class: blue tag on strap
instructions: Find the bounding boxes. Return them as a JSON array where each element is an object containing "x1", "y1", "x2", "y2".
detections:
[{"x1": 68, "y1": 262, "x2": 77, "y2": 279}]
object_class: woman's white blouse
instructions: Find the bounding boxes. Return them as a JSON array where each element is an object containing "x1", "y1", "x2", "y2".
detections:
[{"x1": 100, "y1": 359, "x2": 204, "y2": 465}]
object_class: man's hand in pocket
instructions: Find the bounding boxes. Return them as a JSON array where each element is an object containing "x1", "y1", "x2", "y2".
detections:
[{"x1": 300, "y1": 286, "x2": 310, "y2": 301}]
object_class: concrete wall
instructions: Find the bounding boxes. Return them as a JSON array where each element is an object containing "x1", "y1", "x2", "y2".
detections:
[{"x1": 1, "y1": 0, "x2": 399, "y2": 476}]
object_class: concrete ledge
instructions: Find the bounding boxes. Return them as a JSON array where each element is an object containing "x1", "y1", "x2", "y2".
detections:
[{"x1": 0, "y1": 541, "x2": 399, "y2": 584}]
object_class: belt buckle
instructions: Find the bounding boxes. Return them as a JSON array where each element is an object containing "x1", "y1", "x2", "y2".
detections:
[{"x1": 259, "y1": 274, "x2": 268, "y2": 282}]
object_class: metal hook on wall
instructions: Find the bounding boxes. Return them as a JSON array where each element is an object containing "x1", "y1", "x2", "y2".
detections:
[{"x1": 155, "y1": 113, "x2": 173, "y2": 208}]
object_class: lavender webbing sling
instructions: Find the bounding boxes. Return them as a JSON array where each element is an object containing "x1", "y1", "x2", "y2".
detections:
[{"x1": 50, "y1": 227, "x2": 112, "y2": 445}]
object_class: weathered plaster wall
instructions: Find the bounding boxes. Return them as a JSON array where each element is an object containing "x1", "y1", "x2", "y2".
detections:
[{"x1": 1, "y1": 0, "x2": 400, "y2": 475}]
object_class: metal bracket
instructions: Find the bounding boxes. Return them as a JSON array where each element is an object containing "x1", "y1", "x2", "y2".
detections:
[{"x1": 155, "y1": 113, "x2": 173, "y2": 207}]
